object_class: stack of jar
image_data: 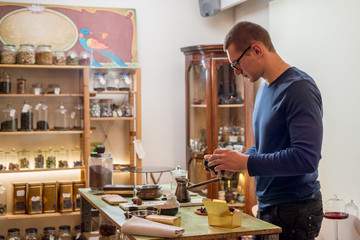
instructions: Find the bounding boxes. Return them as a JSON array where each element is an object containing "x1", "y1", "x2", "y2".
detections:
[
  {"x1": 92, "y1": 71, "x2": 132, "y2": 92},
  {"x1": 0, "y1": 44, "x2": 92, "y2": 66},
  {"x1": 4, "y1": 225, "x2": 81, "y2": 240},
  {"x1": 12, "y1": 181, "x2": 85, "y2": 215}
]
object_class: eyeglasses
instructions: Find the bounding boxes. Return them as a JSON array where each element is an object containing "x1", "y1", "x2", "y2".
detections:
[{"x1": 230, "y1": 45, "x2": 252, "y2": 70}]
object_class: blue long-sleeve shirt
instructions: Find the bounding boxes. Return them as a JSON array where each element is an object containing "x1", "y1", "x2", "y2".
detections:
[{"x1": 246, "y1": 67, "x2": 323, "y2": 211}]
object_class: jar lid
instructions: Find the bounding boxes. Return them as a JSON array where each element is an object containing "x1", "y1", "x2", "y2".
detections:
[
  {"x1": 17, "y1": 77, "x2": 26, "y2": 81},
  {"x1": 95, "y1": 72, "x2": 105, "y2": 76},
  {"x1": 43, "y1": 226, "x2": 56, "y2": 231},
  {"x1": 75, "y1": 225, "x2": 81, "y2": 230},
  {"x1": 20, "y1": 44, "x2": 34, "y2": 47},
  {"x1": 3, "y1": 44, "x2": 15, "y2": 47},
  {"x1": 8, "y1": 228, "x2": 20, "y2": 233},
  {"x1": 120, "y1": 72, "x2": 130, "y2": 76},
  {"x1": 59, "y1": 225, "x2": 71, "y2": 231},
  {"x1": 25, "y1": 228, "x2": 38, "y2": 233},
  {"x1": 38, "y1": 44, "x2": 51, "y2": 47}
]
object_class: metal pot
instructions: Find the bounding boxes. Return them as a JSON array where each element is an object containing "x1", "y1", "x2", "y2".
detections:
[{"x1": 135, "y1": 184, "x2": 162, "y2": 200}]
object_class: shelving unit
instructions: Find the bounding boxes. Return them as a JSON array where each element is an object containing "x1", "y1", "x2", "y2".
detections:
[
  {"x1": 0, "y1": 167, "x2": 84, "y2": 174},
  {"x1": 0, "y1": 211, "x2": 80, "y2": 220}
]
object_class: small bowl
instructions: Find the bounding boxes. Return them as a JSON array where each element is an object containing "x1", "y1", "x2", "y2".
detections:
[
  {"x1": 135, "y1": 184, "x2": 163, "y2": 200},
  {"x1": 155, "y1": 206, "x2": 179, "y2": 216}
]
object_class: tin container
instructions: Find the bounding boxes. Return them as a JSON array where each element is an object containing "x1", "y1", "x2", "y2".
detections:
[
  {"x1": 27, "y1": 182, "x2": 42, "y2": 214},
  {"x1": 13, "y1": 182, "x2": 26, "y2": 214},
  {"x1": 72, "y1": 181, "x2": 85, "y2": 211},
  {"x1": 42, "y1": 182, "x2": 56, "y2": 213},
  {"x1": 58, "y1": 181, "x2": 73, "y2": 212}
]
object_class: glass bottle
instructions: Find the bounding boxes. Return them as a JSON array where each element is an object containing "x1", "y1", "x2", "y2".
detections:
[
  {"x1": 120, "y1": 101, "x2": 134, "y2": 117},
  {"x1": 7, "y1": 228, "x2": 21, "y2": 240},
  {"x1": 56, "y1": 147, "x2": 69, "y2": 168},
  {"x1": 6, "y1": 148, "x2": 19, "y2": 170},
  {"x1": 100, "y1": 99, "x2": 113, "y2": 117},
  {"x1": 46, "y1": 84, "x2": 61, "y2": 94},
  {"x1": 79, "y1": 51, "x2": 91, "y2": 66},
  {"x1": 16, "y1": 77, "x2": 26, "y2": 94},
  {"x1": 119, "y1": 72, "x2": 132, "y2": 91},
  {"x1": 345, "y1": 199, "x2": 359, "y2": 218},
  {"x1": 0, "y1": 183, "x2": 6, "y2": 216},
  {"x1": 34, "y1": 102, "x2": 49, "y2": 131},
  {"x1": 71, "y1": 146, "x2": 83, "y2": 167},
  {"x1": 34, "y1": 149, "x2": 45, "y2": 169},
  {"x1": 58, "y1": 225, "x2": 72, "y2": 240},
  {"x1": 42, "y1": 227, "x2": 57, "y2": 240},
  {"x1": 18, "y1": 44, "x2": 36, "y2": 64},
  {"x1": 18, "y1": 149, "x2": 30, "y2": 169},
  {"x1": 71, "y1": 100, "x2": 84, "y2": 130},
  {"x1": 90, "y1": 99, "x2": 101, "y2": 117},
  {"x1": 93, "y1": 72, "x2": 106, "y2": 91},
  {"x1": 105, "y1": 71, "x2": 120, "y2": 91},
  {"x1": 54, "y1": 103, "x2": 69, "y2": 130},
  {"x1": 54, "y1": 51, "x2": 66, "y2": 65},
  {"x1": 20, "y1": 101, "x2": 33, "y2": 131},
  {"x1": 36, "y1": 45, "x2": 53, "y2": 65},
  {"x1": 0, "y1": 70, "x2": 11, "y2": 94},
  {"x1": 46, "y1": 147, "x2": 56, "y2": 169},
  {"x1": 1, "y1": 103, "x2": 17, "y2": 132},
  {"x1": 66, "y1": 50, "x2": 78, "y2": 65},
  {"x1": 0, "y1": 149, "x2": 5, "y2": 171},
  {"x1": 73, "y1": 225, "x2": 81, "y2": 240},
  {"x1": 25, "y1": 228, "x2": 38, "y2": 240},
  {"x1": 88, "y1": 146, "x2": 113, "y2": 190},
  {"x1": 1, "y1": 44, "x2": 17, "y2": 64},
  {"x1": 31, "y1": 83, "x2": 43, "y2": 95}
]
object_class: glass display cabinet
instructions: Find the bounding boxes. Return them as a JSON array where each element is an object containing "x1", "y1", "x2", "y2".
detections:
[{"x1": 181, "y1": 44, "x2": 256, "y2": 214}]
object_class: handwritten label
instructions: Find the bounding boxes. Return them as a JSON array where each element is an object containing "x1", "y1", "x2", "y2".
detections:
[
  {"x1": 17, "y1": 190, "x2": 25, "y2": 197},
  {"x1": 70, "y1": 112, "x2": 75, "y2": 119},
  {"x1": 10, "y1": 109, "x2": 16, "y2": 117},
  {"x1": 62, "y1": 193, "x2": 71, "y2": 199},
  {"x1": 31, "y1": 196, "x2": 40, "y2": 202}
]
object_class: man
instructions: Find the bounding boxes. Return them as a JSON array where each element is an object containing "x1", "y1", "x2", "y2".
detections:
[{"x1": 206, "y1": 21, "x2": 324, "y2": 240}]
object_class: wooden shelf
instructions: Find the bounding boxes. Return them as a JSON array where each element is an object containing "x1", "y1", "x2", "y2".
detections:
[
  {"x1": 0, "y1": 93, "x2": 83, "y2": 97},
  {"x1": 0, "y1": 211, "x2": 80, "y2": 220},
  {"x1": 191, "y1": 104, "x2": 244, "y2": 108},
  {"x1": 89, "y1": 90, "x2": 136, "y2": 96},
  {"x1": 0, "y1": 167, "x2": 84, "y2": 174},
  {"x1": 0, "y1": 64, "x2": 88, "y2": 69},
  {"x1": 0, "y1": 130, "x2": 84, "y2": 135},
  {"x1": 90, "y1": 117, "x2": 135, "y2": 121}
]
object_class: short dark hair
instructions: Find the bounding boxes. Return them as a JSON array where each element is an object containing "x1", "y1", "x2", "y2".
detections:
[{"x1": 224, "y1": 21, "x2": 275, "y2": 52}]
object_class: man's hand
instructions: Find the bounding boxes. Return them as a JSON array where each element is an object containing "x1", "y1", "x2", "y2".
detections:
[{"x1": 207, "y1": 149, "x2": 249, "y2": 173}]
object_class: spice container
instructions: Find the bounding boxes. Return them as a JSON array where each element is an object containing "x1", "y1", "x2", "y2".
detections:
[
  {"x1": 79, "y1": 51, "x2": 91, "y2": 66},
  {"x1": 20, "y1": 101, "x2": 33, "y2": 131},
  {"x1": 89, "y1": 146, "x2": 113, "y2": 191},
  {"x1": 56, "y1": 147, "x2": 69, "y2": 168},
  {"x1": 0, "y1": 70, "x2": 11, "y2": 94},
  {"x1": 74, "y1": 225, "x2": 81, "y2": 240},
  {"x1": 25, "y1": 228, "x2": 38, "y2": 240},
  {"x1": 53, "y1": 51, "x2": 66, "y2": 65},
  {"x1": 90, "y1": 99, "x2": 101, "y2": 117},
  {"x1": 100, "y1": 99, "x2": 113, "y2": 117},
  {"x1": 18, "y1": 44, "x2": 36, "y2": 64},
  {"x1": 71, "y1": 100, "x2": 83, "y2": 130},
  {"x1": 105, "y1": 71, "x2": 120, "y2": 90},
  {"x1": 31, "y1": 83, "x2": 43, "y2": 95},
  {"x1": 71, "y1": 146, "x2": 83, "y2": 167},
  {"x1": 42, "y1": 227, "x2": 57, "y2": 240},
  {"x1": 66, "y1": 50, "x2": 78, "y2": 65},
  {"x1": 59, "y1": 225, "x2": 72, "y2": 240},
  {"x1": 72, "y1": 181, "x2": 85, "y2": 211},
  {"x1": 42, "y1": 182, "x2": 56, "y2": 213},
  {"x1": 46, "y1": 147, "x2": 56, "y2": 168},
  {"x1": 58, "y1": 181, "x2": 73, "y2": 212},
  {"x1": 34, "y1": 149, "x2": 45, "y2": 168},
  {"x1": 46, "y1": 83, "x2": 61, "y2": 94},
  {"x1": 18, "y1": 149, "x2": 30, "y2": 169},
  {"x1": 119, "y1": 72, "x2": 132, "y2": 91},
  {"x1": 120, "y1": 101, "x2": 134, "y2": 117},
  {"x1": 1, "y1": 103, "x2": 17, "y2": 132},
  {"x1": 34, "y1": 101, "x2": 49, "y2": 131},
  {"x1": 27, "y1": 182, "x2": 42, "y2": 214},
  {"x1": 0, "y1": 183, "x2": 6, "y2": 216},
  {"x1": 16, "y1": 77, "x2": 26, "y2": 94},
  {"x1": 93, "y1": 72, "x2": 106, "y2": 91},
  {"x1": 13, "y1": 182, "x2": 26, "y2": 214},
  {"x1": 36, "y1": 45, "x2": 53, "y2": 65},
  {"x1": 6, "y1": 148, "x2": 19, "y2": 170},
  {"x1": 7, "y1": 228, "x2": 21, "y2": 240},
  {"x1": 54, "y1": 103, "x2": 69, "y2": 130},
  {"x1": 1, "y1": 44, "x2": 17, "y2": 64}
]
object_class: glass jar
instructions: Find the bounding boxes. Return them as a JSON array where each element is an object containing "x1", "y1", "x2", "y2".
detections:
[
  {"x1": 93, "y1": 72, "x2": 106, "y2": 91},
  {"x1": 34, "y1": 149, "x2": 45, "y2": 169},
  {"x1": 46, "y1": 83, "x2": 61, "y2": 94},
  {"x1": 0, "y1": 149, "x2": 5, "y2": 171},
  {"x1": 54, "y1": 51, "x2": 66, "y2": 65},
  {"x1": 54, "y1": 103, "x2": 69, "y2": 130},
  {"x1": 25, "y1": 228, "x2": 38, "y2": 240},
  {"x1": 37, "y1": 45, "x2": 53, "y2": 65},
  {"x1": 46, "y1": 147, "x2": 56, "y2": 169},
  {"x1": 89, "y1": 146, "x2": 113, "y2": 190},
  {"x1": 105, "y1": 71, "x2": 120, "y2": 91},
  {"x1": 34, "y1": 102, "x2": 49, "y2": 131},
  {"x1": 7, "y1": 228, "x2": 21, "y2": 240},
  {"x1": 170, "y1": 165, "x2": 188, "y2": 193},
  {"x1": 79, "y1": 51, "x2": 91, "y2": 66},
  {"x1": 27, "y1": 182, "x2": 42, "y2": 214},
  {"x1": 42, "y1": 227, "x2": 57, "y2": 240},
  {"x1": 0, "y1": 70, "x2": 11, "y2": 94},
  {"x1": 71, "y1": 146, "x2": 83, "y2": 167},
  {"x1": 0, "y1": 183, "x2": 6, "y2": 216},
  {"x1": 100, "y1": 99, "x2": 113, "y2": 117},
  {"x1": 21, "y1": 101, "x2": 33, "y2": 131},
  {"x1": 18, "y1": 149, "x2": 30, "y2": 169},
  {"x1": 58, "y1": 225, "x2": 72, "y2": 240},
  {"x1": 73, "y1": 225, "x2": 81, "y2": 240},
  {"x1": 1, "y1": 103, "x2": 17, "y2": 132},
  {"x1": 6, "y1": 148, "x2": 19, "y2": 170},
  {"x1": 31, "y1": 83, "x2": 43, "y2": 95},
  {"x1": 18, "y1": 44, "x2": 36, "y2": 64},
  {"x1": 56, "y1": 146, "x2": 69, "y2": 168},
  {"x1": 1, "y1": 44, "x2": 17, "y2": 64},
  {"x1": 99, "y1": 214, "x2": 117, "y2": 237},
  {"x1": 71, "y1": 100, "x2": 84, "y2": 130},
  {"x1": 90, "y1": 99, "x2": 101, "y2": 117},
  {"x1": 16, "y1": 77, "x2": 26, "y2": 94},
  {"x1": 66, "y1": 50, "x2": 78, "y2": 65},
  {"x1": 119, "y1": 72, "x2": 132, "y2": 91},
  {"x1": 345, "y1": 199, "x2": 359, "y2": 218},
  {"x1": 120, "y1": 101, "x2": 134, "y2": 117}
]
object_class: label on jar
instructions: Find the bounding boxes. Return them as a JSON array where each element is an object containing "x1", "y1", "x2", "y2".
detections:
[
  {"x1": 10, "y1": 109, "x2": 16, "y2": 117},
  {"x1": 100, "y1": 78, "x2": 106, "y2": 85},
  {"x1": 70, "y1": 111, "x2": 76, "y2": 119},
  {"x1": 31, "y1": 196, "x2": 41, "y2": 202},
  {"x1": 62, "y1": 193, "x2": 71, "y2": 198},
  {"x1": 35, "y1": 103, "x2": 41, "y2": 110},
  {"x1": 54, "y1": 87, "x2": 60, "y2": 94},
  {"x1": 76, "y1": 193, "x2": 80, "y2": 199},
  {"x1": 22, "y1": 104, "x2": 31, "y2": 113},
  {"x1": 125, "y1": 77, "x2": 132, "y2": 85},
  {"x1": 17, "y1": 190, "x2": 25, "y2": 197},
  {"x1": 34, "y1": 88, "x2": 41, "y2": 95}
]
